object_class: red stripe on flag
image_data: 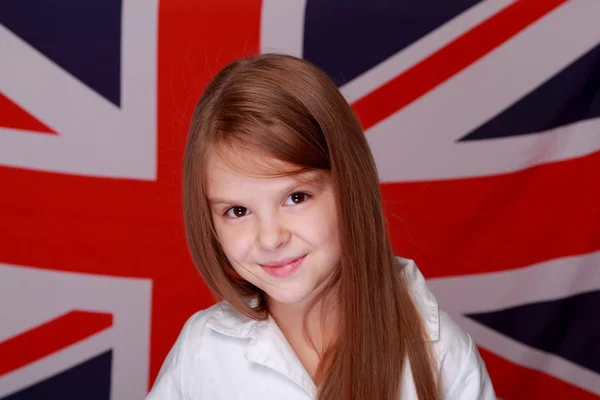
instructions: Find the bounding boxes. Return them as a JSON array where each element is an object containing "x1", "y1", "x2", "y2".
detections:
[
  {"x1": 0, "y1": 92, "x2": 56, "y2": 135},
  {"x1": 382, "y1": 150, "x2": 600, "y2": 278},
  {"x1": 478, "y1": 347, "x2": 599, "y2": 399},
  {"x1": 351, "y1": 0, "x2": 568, "y2": 130},
  {"x1": 0, "y1": 310, "x2": 113, "y2": 376}
]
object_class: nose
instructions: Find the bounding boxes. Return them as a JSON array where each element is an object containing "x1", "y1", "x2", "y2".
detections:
[{"x1": 256, "y1": 215, "x2": 291, "y2": 250}]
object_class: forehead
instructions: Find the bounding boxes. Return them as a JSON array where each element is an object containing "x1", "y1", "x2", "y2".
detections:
[
  {"x1": 204, "y1": 145, "x2": 326, "y2": 194},
  {"x1": 207, "y1": 144, "x2": 296, "y2": 177}
]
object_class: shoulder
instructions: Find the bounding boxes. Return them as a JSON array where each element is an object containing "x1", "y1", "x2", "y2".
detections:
[
  {"x1": 145, "y1": 302, "x2": 231, "y2": 400},
  {"x1": 398, "y1": 257, "x2": 496, "y2": 399},
  {"x1": 399, "y1": 257, "x2": 440, "y2": 341},
  {"x1": 178, "y1": 302, "x2": 223, "y2": 340},
  {"x1": 435, "y1": 310, "x2": 496, "y2": 399},
  {"x1": 165, "y1": 302, "x2": 225, "y2": 361}
]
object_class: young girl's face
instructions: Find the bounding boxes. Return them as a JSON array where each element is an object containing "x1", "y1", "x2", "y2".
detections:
[{"x1": 205, "y1": 146, "x2": 341, "y2": 307}]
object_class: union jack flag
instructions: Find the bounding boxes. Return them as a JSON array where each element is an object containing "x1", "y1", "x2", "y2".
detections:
[{"x1": 0, "y1": 0, "x2": 598, "y2": 399}]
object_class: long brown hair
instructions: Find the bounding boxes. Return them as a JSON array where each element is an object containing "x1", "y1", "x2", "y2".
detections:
[{"x1": 183, "y1": 53, "x2": 439, "y2": 400}]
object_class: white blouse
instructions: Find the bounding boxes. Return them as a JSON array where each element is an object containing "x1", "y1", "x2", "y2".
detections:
[{"x1": 146, "y1": 259, "x2": 497, "y2": 399}]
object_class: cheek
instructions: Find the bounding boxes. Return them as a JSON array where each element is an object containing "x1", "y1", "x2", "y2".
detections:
[
  {"x1": 299, "y1": 202, "x2": 340, "y2": 249},
  {"x1": 214, "y1": 221, "x2": 254, "y2": 261}
]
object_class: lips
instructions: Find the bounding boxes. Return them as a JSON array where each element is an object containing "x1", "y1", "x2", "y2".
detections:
[{"x1": 259, "y1": 255, "x2": 306, "y2": 278}]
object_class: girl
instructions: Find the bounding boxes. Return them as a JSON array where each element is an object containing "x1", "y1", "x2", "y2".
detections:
[{"x1": 147, "y1": 54, "x2": 495, "y2": 399}]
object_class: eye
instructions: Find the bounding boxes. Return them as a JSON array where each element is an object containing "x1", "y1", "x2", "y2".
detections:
[
  {"x1": 284, "y1": 192, "x2": 310, "y2": 206},
  {"x1": 225, "y1": 206, "x2": 250, "y2": 218}
]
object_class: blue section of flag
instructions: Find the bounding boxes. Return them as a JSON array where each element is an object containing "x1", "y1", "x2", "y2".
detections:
[
  {"x1": 467, "y1": 291, "x2": 600, "y2": 374},
  {"x1": 1, "y1": 351, "x2": 112, "y2": 400},
  {"x1": 0, "y1": 0, "x2": 122, "y2": 106},
  {"x1": 303, "y1": 0, "x2": 481, "y2": 86},
  {"x1": 461, "y1": 44, "x2": 600, "y2": 141}
]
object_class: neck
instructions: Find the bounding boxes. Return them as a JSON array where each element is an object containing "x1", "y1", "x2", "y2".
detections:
[{"x1": 267, "y1": 286, "x2": 338, "y2": 355}]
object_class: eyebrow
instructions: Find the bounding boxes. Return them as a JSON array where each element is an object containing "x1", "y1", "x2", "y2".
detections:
[
  {"x1": 207, "y1": 170, "x2": 326, "y2": 206},
  {"x1": 208, "y1": 196, "x2": 236, "y2": 206}
]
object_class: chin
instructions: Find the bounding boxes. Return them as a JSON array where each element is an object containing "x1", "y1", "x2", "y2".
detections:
[{"x1": 265, "y1": 288, "x2": 313, "y2": 306}]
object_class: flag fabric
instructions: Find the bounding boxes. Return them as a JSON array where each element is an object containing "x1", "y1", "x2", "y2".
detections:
[
  {"x1": 1, "y1": 1, "x2": 599, "y2": 399},
  {"x1": 0, "y1": 265, "x2": 151, "y2": 399}
]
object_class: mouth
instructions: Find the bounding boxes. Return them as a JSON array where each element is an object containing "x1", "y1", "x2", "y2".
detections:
[{"x1": 259, "y1": 255, "x2": 306, "y2": 278}]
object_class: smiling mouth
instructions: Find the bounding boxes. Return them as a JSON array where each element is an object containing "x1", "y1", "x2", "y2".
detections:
[
  {"x1": 259, "y1": 255, "x2": 305, "y2": 268},
  {"x1": 259, "y1": 255, "x2": 306, "y2": 278}
]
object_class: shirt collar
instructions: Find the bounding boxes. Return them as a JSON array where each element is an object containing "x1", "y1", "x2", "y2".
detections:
[
  {"x1": 205, "y1": 257, "x2": 440, "y2": 342},
  {"x1": 206, "y1": 301, "x2": 318, "y2": 395}
]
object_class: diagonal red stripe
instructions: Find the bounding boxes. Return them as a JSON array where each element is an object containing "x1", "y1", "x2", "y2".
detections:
[
  {"x1": 0, "y1": 92, "x2": 57, "y2": 135},
  {"x1": 0, "y1": 310, "x2": 113, "y2": 376},
  {"x1": 351, "y1": 0, "x2": 568, "y2": 130},
  {"x1": 478, "y1": 347, "x2": 599, "y2": 399},
  {"x1": 382, "y1": 150, "x2": 600, "y2": 278}
]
